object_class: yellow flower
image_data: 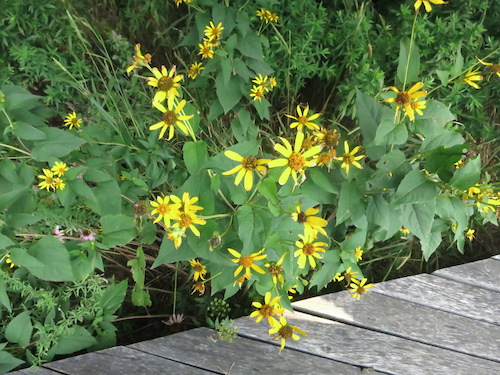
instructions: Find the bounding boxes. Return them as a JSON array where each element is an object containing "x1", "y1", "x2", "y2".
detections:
[
  {"x1": 266, "y1": 11, "x2": 279, "y2": 23},
  {"x1": 333, "y1": 272, "x2": 344, "y2": 282},
  {"x1": 269, "y1": 77, "x2": 277, "y2": 88},
  {"x1": 150, "y1": 98, "x2": 193, "y2": 140},
  {"x1": 192, "y1": 281, "x2": 206, "y2": 295},
  {"x1": 268, "y1": 132, "x2": 322, "y2": 186},
  {"x1": 4, "y1": 253, "x2": 18, "y2": 268},
  {"x1": 314, "y1": 127, "x2": 340, "y2": 150},
  {"x1": 285, "y1": 105, "x2": 321, "y2": 131},
  {"x1": 172, "y1": 211, "x2": 206, "y2": 237},
  {"x1": 256, "y1": 9, "x2": 279, "y2": 23},
  {"x1": 51, "y1": 161, "x2": 69, "y2": 177},
  {"x1": 349, "y1": 278, "x2": 375, "y2": 300},
  {"x1": 252, "y1": 74, "x2": 270, "y2": 92},
  {"x1": 385, "y1": 82, "x2": 427, "y2": 121},
  {"x1": 410, "y1": 99, "x2": 426, "y2": 118},
  {"x1": 343, "y1": 266, "x2": 359, "y2": 285},
  {"x1": 354, "y1": 247, "x2": 363, "y2": 262},
  {"x1": 198, "y1": 42, "x2": 214, "y2": 59},
  {"x1": 294, "y1": 232, "x2": 327, "y2": 269},
  {"x1": 265, "y1": 253, "x2": 286, "y2": 286},
  {"x1": 38, "y1": 169, "x2": 55, "y2": 191},
  {"x1": 454, "y1": 160, "x2": 464, "y2": 169},
  {"x1": 466, "y1": 228, "x2": 475, "y2": 241},
  {"x1": 291, "y1": 204, "x2": 328, "y2": 237},
  {"x1": 188, "y1": 62, "x2": 204, "y2": 79},
  {"x1": 167, "y1": 227, "x2": 186, "y2": 249},
  {"x1": 250, "y1": 292, "x2": 284, "y2": 326},
  {"x1": 463, "y1": 69, "x2": 483, "y2": 89},
  {"x1": 126, "y1": 43, "x2": 151, "y2": 73},
  {"x1": 173, "y1": 0, "x2": 192, "y2": 7},
  {"x1": 334, "y1": 141, "x2": 364, "y2": 175},
  {"x1": 400, "y1": 226, "x2": 411, "y2": 234},
  {"x1": 414, "y1": 0, "x2": 447, "y2": 12},
  {"x1": 204, "y1": 21, "x2": 224, "y2": 41},
  {"x1": 170, "y1": 192, "x2": 204, "y2": 215},
  {"x1": 63, "y1": 112, "x2": 82, "y2": 130},
  {"x1": 222, "y1": 151, "x2": 270, "y2": 191},
  {"x1": 228, "y1": 248, "x2": 267, "y2": 278},
  {"x1": 478, "y1": 57, "x2": 500, "y2": 79},
  {"x1": 150, "y1": 196, "x2": 181, "y2": 226},
  {"x1": 189, "y1": 259, "x2": 207, "y2": 281},
  {"x1": 53, "y1": 178, "x2": 65, "y2": 191},
  {"x1": 250, "y1": 85, "x2": 265, "y2": 101},
  {"x1": 147, "y1": 65, "x2": 183, "y2": 104},
  {"x1": 269, "y1": 316, "x2": 306, "y2": 351},
  {"x1": 234, "y1": 274, "x2": 250, "y2": 287}
]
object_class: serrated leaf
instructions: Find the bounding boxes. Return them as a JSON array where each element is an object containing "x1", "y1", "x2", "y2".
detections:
[{"x1": 394, "y1": 170, "x2": 438, "y2": 204}]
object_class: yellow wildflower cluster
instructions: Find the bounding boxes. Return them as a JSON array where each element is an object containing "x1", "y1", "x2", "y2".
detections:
[
  {"x1": 38, "y1": 162, "x2": 69, "y2": 192},
  {"x1": 189, "y1": 259, "x2": 207, "y2": 296},
  {"x1": 250, "y1": 74, "x2": 277, "y2": 102},
  {"x1": 63, "y1": 112, "x2": 82, "y2": 130},
  {"x1": 461, "y1": 184, "x2": 500, "y2": 214},
  {"x1": 150, "y1": 192, "x2": 206, "y2": 249},
  {"x1": 256, "y1": 9, "x2": 279, "y2": 23},
  {"x1": 199, "y1": 21, "x2": 224, "y2": 59},
  {"x1": 333, "y1": 266, "x2": 375, "y2": 300},
  {"x1": 462, "y1": 58, "x2": 500, "y2": 89}
]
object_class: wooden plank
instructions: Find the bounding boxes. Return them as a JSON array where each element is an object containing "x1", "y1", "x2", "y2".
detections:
[
  {"x1": 7, "y1": 368, "x2": 63, "y2": 375},
  {"x1": 292, "y1": 290, "x2": 500, "y2": 362},
  {"x1": 493, "y1": 255, "x2": 500, "y2": 261},
  {"x1": 43, "y1": 346, "x2": 214, "y2": 375},
  {"x1": 433, "y1": 258, "x2": 500, "y2": 293},
  {"x1": 372, "y1": 273, "x2": 500, "y2": 325},
  {"x1": 234, "y1": 311, "x2": 500, "y2": 375},
  {"x1": 129, "y1": 327, "x2": 378, "y2": 375}
]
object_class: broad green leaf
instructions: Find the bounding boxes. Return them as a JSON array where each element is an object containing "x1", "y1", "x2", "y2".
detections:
[
  {"x1": 31, "y1": 127, "x2": 86, "y2": 162},
  {"x1": 413, "y1": 100, "x2": 455, "y2": 131},
  {"x1": 101, "y1": 214, "x2": 136, "y2": 247},
  {"x1": 5, "y1": 213, "x2": 42, "y2": 227},
  {"x1": 366, "y1": 195, "x2": 396, "y2": 234},
  {"x1": 183, "y1": 141, "x2": 209, "y2": 175},
  {"x1": 5, "y1": 311, "x2": 33, "y2": 347},
  {"x1": 397, "y1": 38, "x2": 420, "y2": 84},
  {"x1": 92, "y1": 180, "x2": 122, "y2": 215},
  {"x1": 216, "y1": 73, "x2": 243, "y2": 113},
  {"x1": 237, "y1": 205, "x2": 254, "y2": 250},
  {"x1": 336, "y1": 181, "x2": 364, "y2": 225},
  {"x1": 11, "y1": 121, "x2": 46, "y2": 140},
  {"x1": 177, "y1": 171, "x2": 215, "y2": 214},
  {"x1": 51, "y1": 326, "x2": 97, "y2": 355},
  {"x1": 152, "y1": 233, "x2": 197, "y2": 267},
  {"x1": 138, "y1": 222, "x2": 157, "y2": 244},
  {"x1": 451, "y1": 48, "x2": 464, "y2": 77},
  {"x1": 373, "y1": 119, "x2": 408, "y2": 146},
  {"x1": 234, "y1": 58, "x2": 251, "y2": 80},
  {"x1": 424, "y1": 144, "x2": 465, "y2": 182},
  {"x1": 237, "y1": 32, "x2": 263, "y2": 59},
  {"x1": 309, "y1": 250, "x2": 341, "y2": 291},
  {"x1": 394, "y1": 170, "x2": 438, "y2": 204},
  {"x1": 450, "y1": 156, "x2": 481, "y2": 190},
  {"x1": 401, "y1": 201, "x2": 436, "y2": 248},
  {"x1": 99, "y1": 280, "x2": 127, "y2": 314},
  {"x1": 220, "y1": 57, "x2": 232, "y2": 86},
  {"x1": 128, "y1": 248, "x2": 152, "y2": 307},
  {"x1": 309, "y1": 168, "x2": 339, "y2": 194},
  {"x1": 258, "y1": 178, "x2": 279, "y2": 205},
  {"x1": 436, "y1": 70, "x2": 450, "y2": 86},
  {"x1": 68, "y1": 179, "x2": 97, "y2": 203},
  {"x1": 252, "y1": 97, "x2": 271, "y2": 120},
  {"x1": 0, "y1": 351, "x2": 24, "y2": 374},
  {"x1": 0, "y1": 233, "x2": 15, "y2": 248}
]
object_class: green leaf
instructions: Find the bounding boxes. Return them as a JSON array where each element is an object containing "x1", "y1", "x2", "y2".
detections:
[
  {"x1": 425, "y1": 144, "x2": 465, "y2": 182},
  {"x1": 92, "y1": 180, "x2": 122, "y2": 215},
  {"x1": 373, "y1": 119, "x2": 408, "y2": 146},
  {"x1": 451, "y1": 47, "x2": 464, "y2": 77},
  {"x1": 413, "y1": 100, "x2": 455, "y2": 131},
  {"x1": 127, "y1": 247, "x2": 152, "y2": 307},
  {"x1": 336, "y1": 181, "x2": 364, "y2": 225},
  {"x1": 252, "y1": 97, "x2": 270, "y2": 120},
  {"x1": 237, "y1": 205, "x2": 254, "y2": 250},
  {"x1": 436, "y1": 70, "x2": 450, "y2": 86},
  {"x1": 401, "y1": 201, "x2": 436, "y2": 249},
  {"x1": 31, "y1": 127, "x2": 86, "y2": 162},
  {"x1": 258, "y1": 178, "x2": 279, "y2": 205},
  {"x1": 394, "y1": 170, "x2": 438, "y2": 204},
  {"x1": 5, "y1": 311, "x2": 33, "y2": 347},
  {"x1": 216, "y1": 73, "x2": 243, "y2": 113},
  {"x1": 138, "y1": 222, "x2": 157, "y2": 244},
  {"x1": 220, "y1": 57, "x2": 232, "y2": 87},
  {"x1": 450, "y1": 156, "x2": 481, "y2": 190},
  {"x1": 52, "y1": 326, "x2": 97, "y2": 355},
  {"x1": 366, "y1": 195, "x2": 399, "y2": 236},
  {"x1": 0, "y1": 234, "x2": 15, "y2": 248},
  {"x1": 237, "y1": 32, "x2": 263, "y2": 59},
  {"x1": 309, "y1": 168, "x2": 339, "y2": 194},
  {"x1": 397, "y1": 38, "x2": 420, "y2": 84},
  {"x1": 153, "y1": 233, "x2": 197, "y2": 267},
  {"x1": 183, "y1": 141, "x2": 209, "y2": 175},
  {"x1": 99, "y1": 280, "x2": 127, "y2": 314},
  {"x1": 0, "y1": 279, "x2": 12, "y2": 312},
  {"x1": 234, "y1": 58, "x2": 251, "y2": 81},
  {"x1": 309, "y1": 251, "x2": 341, "y2": 291},
  {"x1": 101, "y1": 214, "x2": 136, "y2": 247},
  {"x1": 68, "y1": 179, "x2": 97, "y2": 203},
  {"x1": 11, "y1": 121, "x2": 46, "y2": 140},
  {"x1": 0, "y1": 350, "x2": 24, "y2": 374}
]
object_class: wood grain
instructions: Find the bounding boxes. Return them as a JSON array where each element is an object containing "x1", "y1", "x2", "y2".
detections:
[{"x1": 433, "y1": 258, "x2": 500, "y2": 292}]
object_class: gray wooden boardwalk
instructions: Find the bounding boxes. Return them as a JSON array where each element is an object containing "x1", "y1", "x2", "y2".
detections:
[{"x1": 8, "y1": 257, "x2": 500, "y2": 375}]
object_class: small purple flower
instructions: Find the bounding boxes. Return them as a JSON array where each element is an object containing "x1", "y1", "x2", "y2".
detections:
[
  {"x1": 53, "y1": 225, "x2": 65, "y2": 242},
  {"x1": 163, "y1": 314, "x2": 184, "y2": 326}
]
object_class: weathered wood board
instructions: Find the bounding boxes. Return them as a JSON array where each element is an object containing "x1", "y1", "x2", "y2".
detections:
[
  {"x1": 234, "y1": 311, "x2": 500, "y2": 375},
  {"x1": 433, "y1": 258, "x2": 500, "y2": 292},
  {"x1": 371, "y1": 273, "x2": 500, "y2": 325},
  {"x1": 130, "y1": 327, "x2": 377, "y2": 374},
  {"x1": 42, "y1": 346, "x2": 214, "y2": 375},
  {"x1": 292, "y1": 289, "x2": 500, "y2": 362},
  {"x1": 7, "y1": 369, "x2": 62, "y2": 375}
]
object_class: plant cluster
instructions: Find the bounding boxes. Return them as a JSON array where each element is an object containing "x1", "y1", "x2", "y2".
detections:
[{"x1": 0, "y1": 0, "x2": 498, "y2": 371}]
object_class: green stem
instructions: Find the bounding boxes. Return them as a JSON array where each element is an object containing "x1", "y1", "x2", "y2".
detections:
[
  {"x1": 173, "y1": 262, "x2": 178, "y2": 316},
  {"x1": 403, "y1": 12, "x2": 418, "y2": 90},
  {"x1": 0, "y1": 143, "x2": 31, "y2": 156}
]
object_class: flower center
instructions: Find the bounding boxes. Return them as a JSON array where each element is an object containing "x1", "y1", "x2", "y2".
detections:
[
  {"x1": 296, "y1": 212, "x2": 307, "y2": 223},
  {"x1": 179, "y1": 213, "x2": 193, "y2": 228},
  {"x1": 491, "y1": 65, "x2": 500, "y2": 73},
  {"x1": 288, "y1": 152, "x2": 306, "y2": 171},
  {"x1": 243, "y1": 156, "x2": 258, "y2": 170},
  {"x1": 157, "y1": 203, "x2": 169, "y2": 215},
  {"x1": 194, "y1": 264, "x2": 204, "y2": 273},
  {"x1": 279, "y1": 325, "x2": 293, "y2": 339},
  {"x1": 70, "y1": 118, "x2": 79, "y2": 125},
  {"x1": 163, "y1": 110, "x2": 178, "y2": 125},
  {"x1": 302, "y1": 243, "x2": 315, "y2": 256},
  {"x1": 239, "y1": 256, "x2": 254, "y2": 268},
  {"x1": 325, "y1": 131, "x2": 340, "y2": 147},
  {"x1": 357, "y1": 286, "x2": 367, "y2": 295},
  {"x1": 45, "y1": 177, "x2": 54, "y2": 184},
  {"x1": 298, "y1": 116, "x2": 308, "y2": 124},
  {"x1": 396, "y1": 91, "x2": 411, "y2": 106},
  {"x1": 260, "y1": 305, "x2": 273, "y2": 317},
  {"x1": 158, "y1": 76, "x2": 174, "y2": 92},
  {"x1": 268, "y1": 264, "x2": 282, "y2": 276},
  {"x1": 343, "y1": 154, "x2": 354, "y2": 165}
]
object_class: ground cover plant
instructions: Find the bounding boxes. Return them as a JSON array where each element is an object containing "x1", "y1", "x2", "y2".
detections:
[{"x1": 0, "y1": 0, "x2": 499, "y2": 371}]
